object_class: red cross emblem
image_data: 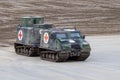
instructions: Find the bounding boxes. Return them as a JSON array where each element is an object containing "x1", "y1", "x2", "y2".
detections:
[
  {"x1": 18, "y1": 30, "x2": 23, "y2": 41},
  {"x1": 44, "y1": 32, "x2": 49, "y2": 43}
]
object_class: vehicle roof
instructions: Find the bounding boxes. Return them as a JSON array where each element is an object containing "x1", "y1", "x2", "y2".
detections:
[{"x1": 44, "y1": 28, "x2": 81, "y2": 33}]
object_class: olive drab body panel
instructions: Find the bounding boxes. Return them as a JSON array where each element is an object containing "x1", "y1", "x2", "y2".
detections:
[
  {"x1": 14, "y1": 16, "x2": 91, "y2": 62},
  {"x1": 16, "y1": 27, "x2": 40, "y2": 46}
]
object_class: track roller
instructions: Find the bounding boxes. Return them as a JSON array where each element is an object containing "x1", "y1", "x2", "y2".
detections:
[
  {"x1": 14, "y1": 43, "x2": 38, "y2": 57},
  {"x1": 40, "y1": 51, "x2": 69, "y2": 62}
]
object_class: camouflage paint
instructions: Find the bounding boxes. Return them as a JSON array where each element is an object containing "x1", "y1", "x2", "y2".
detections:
[
  {"x1": 16, "y1": 17, "x2": 53, "y2": 47},
  {"x1": 40, "y1": 30, "x2": 91, "y2": 53},
  {"x1": 16, "y1": 16, "x2": 91, "y2": 55}
]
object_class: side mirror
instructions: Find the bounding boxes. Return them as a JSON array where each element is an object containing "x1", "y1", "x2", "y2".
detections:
[{"x1": 83, "y1": 35, "x2": 85, "y2": 39}]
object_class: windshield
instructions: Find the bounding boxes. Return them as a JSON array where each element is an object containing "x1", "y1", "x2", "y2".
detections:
[
  {"x1": 70, "y1": 32, "x2": 81, "y2": 38},
  {"x1": 44, "y1": 24, "x2": 53, "y2": 29},
  {"x1": 56, "y1": 33, "x2": 67, "y2": 39}
]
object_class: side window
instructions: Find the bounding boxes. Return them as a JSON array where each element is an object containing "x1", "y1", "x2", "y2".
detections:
[
  {"x1": 70, "y1": 32, "x2": 81, "y2": 38},
  {"x1": 33, "y1": 19, "x2": 37, "y2": 24},
  {"x1": 56, "y1": 33, "x2": 67, "y2": 39}
]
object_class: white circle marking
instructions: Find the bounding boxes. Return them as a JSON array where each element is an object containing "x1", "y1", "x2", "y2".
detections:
[
  {"x1": 43, "y1": 32, "x2": 49, "y2": 44},
  {"x1": 18, "y1": 30, "x2": 23, "y2": 41}
]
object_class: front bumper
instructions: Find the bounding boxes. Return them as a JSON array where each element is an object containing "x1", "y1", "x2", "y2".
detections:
[{"x1": 59, "y1": 48, "x2": 91, "y2": 57}]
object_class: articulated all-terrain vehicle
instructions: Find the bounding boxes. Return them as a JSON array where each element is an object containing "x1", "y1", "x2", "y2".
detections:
[{"x1": 14, "y1": 16, "x2": 91, "y2": 62}]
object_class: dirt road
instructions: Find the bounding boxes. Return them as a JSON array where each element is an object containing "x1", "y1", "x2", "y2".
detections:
[{"x1": 0, "y1": 35, "x2": 120, "y2": 80}]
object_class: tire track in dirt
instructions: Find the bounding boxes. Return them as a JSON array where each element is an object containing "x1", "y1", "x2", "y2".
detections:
[{"x1": 0, "y1": 0, "x2": 120, "y2": 44}]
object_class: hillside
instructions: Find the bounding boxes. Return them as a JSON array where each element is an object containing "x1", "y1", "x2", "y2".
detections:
[{"x1": 0, "y1": 0, "x2": 120, "y2": 44}]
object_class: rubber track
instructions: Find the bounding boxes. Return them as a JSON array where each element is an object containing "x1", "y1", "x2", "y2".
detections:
[
  {"x1": 14, "y1": 43, "x2": 38, "y2": 57},
  {"x1": 40, "y1": 51, "x2": 69, "y2": 62}
]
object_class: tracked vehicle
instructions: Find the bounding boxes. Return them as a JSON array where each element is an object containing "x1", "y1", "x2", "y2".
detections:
[{"x1": 14, "y1": 16, "x2": 91, "y2": 62}]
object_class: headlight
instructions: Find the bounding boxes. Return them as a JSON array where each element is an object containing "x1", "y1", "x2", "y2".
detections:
[
  {"x1": 82, "y1": 42, "x2": 90, "y2": 48},
  {"x1": 62, "y1": 44, "x2": 71, "y2": 50},
  {"x1": 69, "y1": 39, "x2": 75, "y2": 43},
  {"x1": 82, "y1": 42, "x2": 89, "y2": 45}
]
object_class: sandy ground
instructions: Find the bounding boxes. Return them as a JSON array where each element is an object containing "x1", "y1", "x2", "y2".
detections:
[
  {"x1": 0, "y1": 35, "x2": 120, "y2": 80},
  {"x1": 0, "y1": 0, "x2": 120, "y2": 44},
  {"x1": 0, "y1": 1, "x2": 120, "y2": 79}
]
